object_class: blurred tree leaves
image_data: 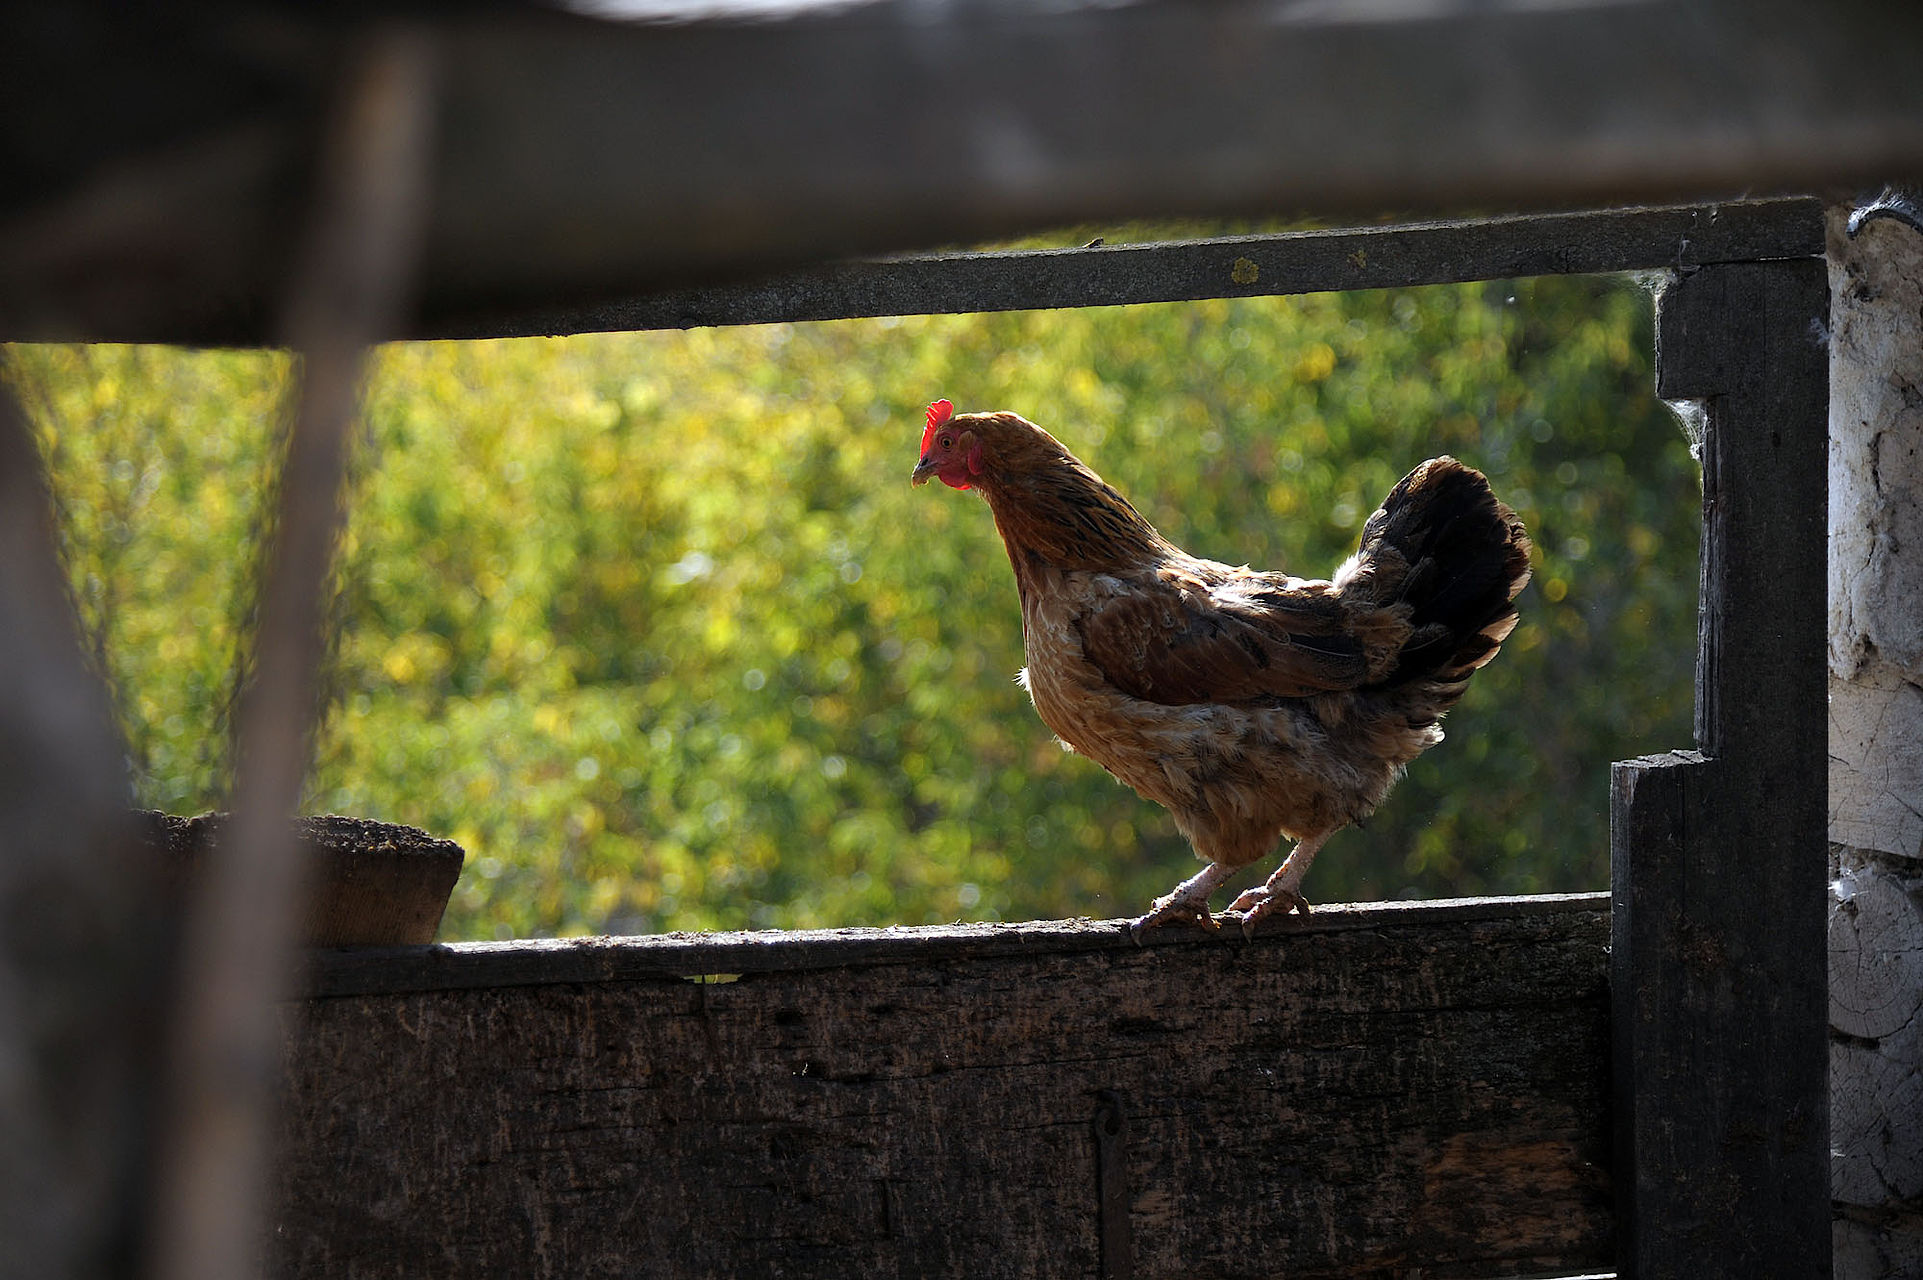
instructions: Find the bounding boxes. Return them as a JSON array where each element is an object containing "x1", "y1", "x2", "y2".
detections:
[{"x1": 7, "y1": 270, "x2": 1697, "y2": 938}]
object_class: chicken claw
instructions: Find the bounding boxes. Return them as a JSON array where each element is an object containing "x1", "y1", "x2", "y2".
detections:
[
  {"x1": 1226, "y1": 831, "x2": 1330, "y2": 938},
  {"x1": 1126, "y1": 895, "x2": 1221, "y2": 943},
  {"x1": 1126, "y1": 862, "x2": 1238, "y2": 943},
  {"x1": 1227, "y1": 886, "x2": 1312, "y2": 939}
]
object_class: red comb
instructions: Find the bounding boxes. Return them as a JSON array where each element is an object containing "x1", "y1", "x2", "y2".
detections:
[{"x1": 921, "y1": 399, "x2": 954, "y2": 455}]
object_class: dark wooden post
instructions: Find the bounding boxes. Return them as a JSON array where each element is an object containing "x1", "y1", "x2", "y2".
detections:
[
  {"x1": 148, "y1": 28, "x2": 436, "y2": 1280},
  {"x1": 0, "y1": 373, "x2": 162, "y2": 1280},
  {"x1": 1612, "y1": 256, "x2": 1831, "y2": 1277}
]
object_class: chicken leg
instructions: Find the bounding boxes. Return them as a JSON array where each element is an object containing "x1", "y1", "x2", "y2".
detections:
[
  {"x1": 1126, "y1": 861, "x2": 1239, "y2": 942},
  {"x1": 1227, "y1": 831, "x2": 1331, "y2": 937}
]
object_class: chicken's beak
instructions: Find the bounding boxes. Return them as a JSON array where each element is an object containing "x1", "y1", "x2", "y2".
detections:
[{"x1": 910, "y1": 455, "x2": 938, "y2": 487}]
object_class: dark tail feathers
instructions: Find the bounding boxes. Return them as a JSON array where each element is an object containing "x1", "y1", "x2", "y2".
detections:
[{"x1": 1358, "y1": 457, "x2": 1532, "y2": 689}]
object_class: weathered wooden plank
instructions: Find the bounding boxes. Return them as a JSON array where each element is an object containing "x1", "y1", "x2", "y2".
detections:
[
  {"x1": 425, "y1": 198, "x2": 1823, "y2": 339},
  {"x1": 274, "y1": 898, "x2": 1613, "y2": 1279},
  {"x1": 1613, "y1": 258, "x2": 1830, "y2": 1278}
]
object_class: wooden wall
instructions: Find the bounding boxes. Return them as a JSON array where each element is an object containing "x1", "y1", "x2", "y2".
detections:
[{"x1": 274, "y1": 895, "x2": 1610, "y2": 1279}]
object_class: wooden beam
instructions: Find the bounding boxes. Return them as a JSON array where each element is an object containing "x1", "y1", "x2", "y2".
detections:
[
  {"x1": 275, "y1": 896, "x2": 1612, "y2": 1279},
  {"x1": 426, "y1": 197, "x2": 1825, "y2": 339},
  {"x1": 1612, "y1": 257, "x2": 1831, "y2": 1277},
  {"x1": 0, "y1": 0, "x2": 1917, "y2": 345}
]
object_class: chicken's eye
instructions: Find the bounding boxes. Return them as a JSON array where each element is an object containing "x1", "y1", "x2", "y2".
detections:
[{"x1": 939, "y1": 435, "x2": 954, "y2": 450}]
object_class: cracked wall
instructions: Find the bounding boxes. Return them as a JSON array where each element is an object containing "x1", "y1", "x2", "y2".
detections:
[{"x1": 1828, "y1": 204, "x2": 1923, "y2": 1278}]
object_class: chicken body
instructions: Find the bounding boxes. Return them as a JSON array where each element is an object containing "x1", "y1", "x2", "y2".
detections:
[{"x1": 911, "y1": 404, "x2": 1531, "y2": 936}]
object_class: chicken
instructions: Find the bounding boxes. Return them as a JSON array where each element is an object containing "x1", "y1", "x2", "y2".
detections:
[{"x1": 910, "y1": 399, "x2": 1531, "y2": 938}]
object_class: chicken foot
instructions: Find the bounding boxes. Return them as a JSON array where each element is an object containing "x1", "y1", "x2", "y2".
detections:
[
  {"x1": 1227, "y1": 831, "x2": 1331, "y2": 938},
  {"x1": 1126, "y1": 861, "x2": 1240, "y2": 942}
]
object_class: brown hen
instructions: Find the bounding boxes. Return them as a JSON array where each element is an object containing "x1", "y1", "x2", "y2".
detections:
[{"x1": 911, "y1": 400, "x2": 1532, "y2": 938}]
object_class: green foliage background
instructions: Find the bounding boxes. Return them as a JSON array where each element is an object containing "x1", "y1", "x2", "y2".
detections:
[{"x1": 8, "y1": 272, "x2": 1699, "y2": 939}]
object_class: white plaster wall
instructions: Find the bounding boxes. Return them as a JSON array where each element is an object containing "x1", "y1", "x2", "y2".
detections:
[{"x1": 1827, "y1": 204, "x2": 1923, "y2": 1278}]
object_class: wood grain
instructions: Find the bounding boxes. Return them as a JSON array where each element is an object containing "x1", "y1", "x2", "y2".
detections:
[
  {"x1": 1613, "y1": 256, "x2": 1831, "y2": 1279},
  {"x1": 272, "y1": 897, "x2": 1611, "y2": 1279}
]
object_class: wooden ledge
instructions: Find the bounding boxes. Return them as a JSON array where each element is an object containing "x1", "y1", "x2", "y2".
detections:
[{"x1": 302, "y1": 890, "x2": 1609, "y2": 997}]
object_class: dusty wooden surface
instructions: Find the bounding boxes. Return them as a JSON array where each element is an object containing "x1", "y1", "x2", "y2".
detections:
[{"x1": 273, "y1": 895, "x2": 1610, "y2": 1279}]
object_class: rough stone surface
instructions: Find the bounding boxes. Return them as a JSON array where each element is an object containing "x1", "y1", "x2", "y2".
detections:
[
  {"x1": 1829, "y1": 212, "x2": 1923, "y2": 680},
  {"x1": 1830, "y1": 857, "x2": 1923, "y2": 1041},
  {"x1": 1829, "y1": 672, "x2": 1923, "y2": 860},
  {"x1": 1829, "y1": 850, "x2": 1923, "y2": 1210},
  {"x1": 1827, "y1": 203, "x2": 1923, "y2": 1272},
  {"x1": 1832, "y1": 1038, "x2": 1923, "y2": 1204},
  {"x1": 1836, "y1": 1208, "x2": 1923, "y2": 1278}
]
